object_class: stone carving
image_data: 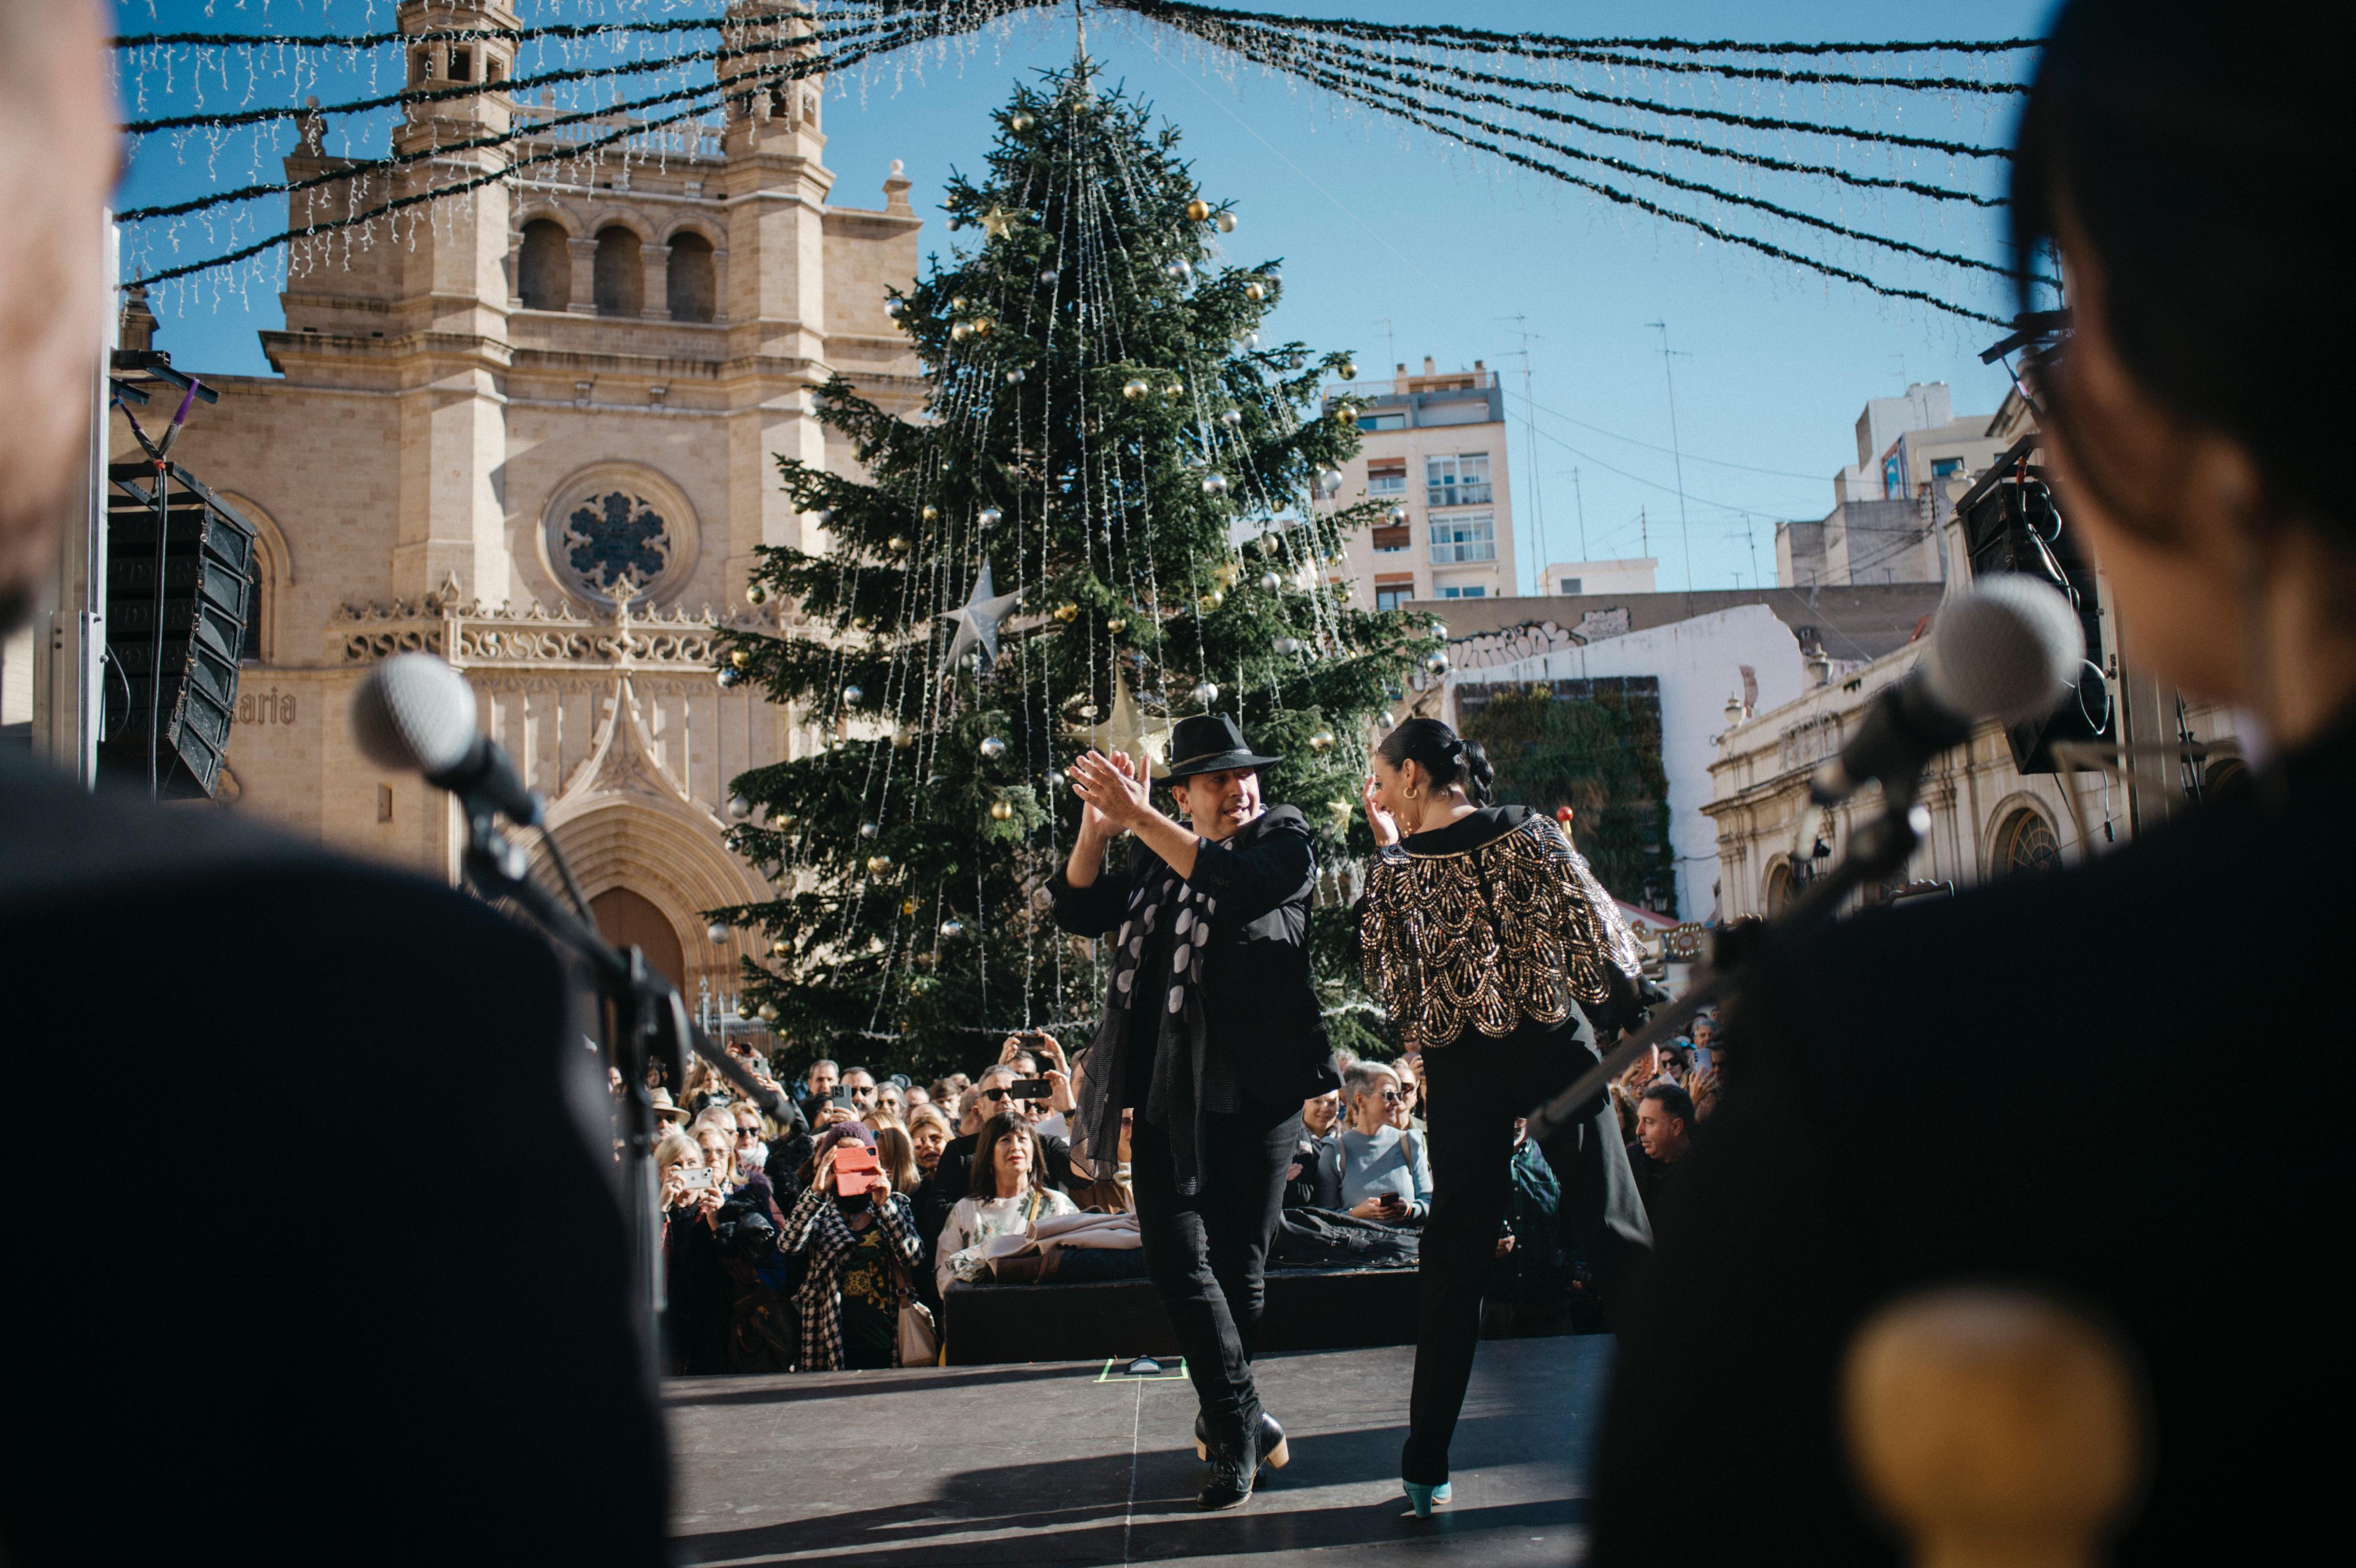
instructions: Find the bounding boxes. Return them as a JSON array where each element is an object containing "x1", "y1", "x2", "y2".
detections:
[
  {"x1": 332, "y1": 593, "x2": 776, "y2": 667},
  {"x1": 559, "y1": 490, "x2": 673, "y2": 603}
]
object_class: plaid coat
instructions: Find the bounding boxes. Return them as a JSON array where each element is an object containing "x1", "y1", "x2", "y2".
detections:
[{"x1": 778, "y1": 1184, "x2": 922, "y2": 1371}]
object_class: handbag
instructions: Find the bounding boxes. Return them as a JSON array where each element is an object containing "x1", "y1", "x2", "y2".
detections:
[{"x1": 885, "y1": 1197, "x2": 942, "y2": 1367}]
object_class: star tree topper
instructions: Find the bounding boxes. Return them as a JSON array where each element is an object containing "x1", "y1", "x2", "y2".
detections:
[{"x1": 940, "y1": 560, "x2": 1022, "y2": 672}]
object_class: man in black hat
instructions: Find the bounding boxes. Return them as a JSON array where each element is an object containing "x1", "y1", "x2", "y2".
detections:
[{"x1": 1058, "y1": 717, "x2": 1338, "y2": 1510}]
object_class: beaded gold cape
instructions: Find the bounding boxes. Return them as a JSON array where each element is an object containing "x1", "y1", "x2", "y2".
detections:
[{"x1": 1359, "y1": 812, "x2": 1645, "y2": 1052}]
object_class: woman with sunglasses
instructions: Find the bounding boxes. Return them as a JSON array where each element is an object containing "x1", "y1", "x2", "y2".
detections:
[{"x1": 1358, "y1": 716, "x2": 1654, "y2": 1516}]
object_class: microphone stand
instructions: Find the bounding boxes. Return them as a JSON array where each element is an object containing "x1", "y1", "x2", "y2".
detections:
[
  {"x1": 451, "y1": 794, "x2": 792, "y2": 1387},
  {"x1": 1526, "y1": 776, "x2": 1932, "y2": 1146}
]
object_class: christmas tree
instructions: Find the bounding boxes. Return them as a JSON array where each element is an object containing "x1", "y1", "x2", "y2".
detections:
[{"x1": 712, "y1": 63, "x2": 1434, "y2": 1082}]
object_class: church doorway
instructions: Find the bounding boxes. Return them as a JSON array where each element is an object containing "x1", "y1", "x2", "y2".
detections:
[{"x1": 590, "y1": 886, "x2": 686, "y2": 993}]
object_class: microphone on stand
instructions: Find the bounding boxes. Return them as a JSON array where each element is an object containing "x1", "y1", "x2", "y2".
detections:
[
  {"x1": 1811, "y1": 574, "x2": 2085, "y2": 805},
  {"x1": 351, "y1": 652, "x2": 545, "y2": 827}
]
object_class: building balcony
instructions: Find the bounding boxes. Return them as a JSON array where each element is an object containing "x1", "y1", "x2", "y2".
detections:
[{"x1": 1428, "y1": 483, "x2": 1493, "y2": 508}]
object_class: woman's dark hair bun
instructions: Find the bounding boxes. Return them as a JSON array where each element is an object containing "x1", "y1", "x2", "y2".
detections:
[{"x1": 1375, "y1": 717, "x2": 1492, "y2": 806}]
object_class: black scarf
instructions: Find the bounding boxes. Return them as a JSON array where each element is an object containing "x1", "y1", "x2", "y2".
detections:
[{"x1": 1075, "y1": 856, "x2": 1224, "y2": 1196}]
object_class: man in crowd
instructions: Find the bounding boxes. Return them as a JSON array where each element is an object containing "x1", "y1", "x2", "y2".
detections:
[
  {"x1": 799, "y1": 1058, "x2": 841, "y2": 1122},
  {"x1": 1283, "y1": 1089, "x2": 1343, "y2": 1208},
  {"x1": 0, "y1": 5, "x2": 663, "y2": 1556},
  {"x1": 842, "y1": 1066, "x2": 881, "y2": 1116},
  {"x1": 1626, "y1": 1083, "x2": 1697, "y2": 1227}
]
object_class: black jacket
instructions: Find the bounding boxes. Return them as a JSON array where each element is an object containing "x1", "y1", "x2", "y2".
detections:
[
  {"x1": 0, "y1": 749, "x2": 665, "y2": 1563},
  {"x1": 1590, "y1": 712, "x2": 2356, "y2": 1567},
  {"x1": 1051, "y1": 804, "x2": 1338, "y2": 1113}
]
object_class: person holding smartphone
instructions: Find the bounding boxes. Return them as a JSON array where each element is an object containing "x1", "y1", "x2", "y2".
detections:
[
  {"x1": 1058, "y1": 715, "x2": 1338, "y2": 1510},
  {"x1": 776, "y1": 1124, "x2": 924, "y2": 1372},
  {"x1": 1315, "y1": 1062, "x2": 1432, "y2": 1225}
]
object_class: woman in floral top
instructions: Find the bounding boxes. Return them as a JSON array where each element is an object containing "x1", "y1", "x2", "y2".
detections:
[{"x1": 933, "y1": 1112, "x2": 1079, "y2": 1294}]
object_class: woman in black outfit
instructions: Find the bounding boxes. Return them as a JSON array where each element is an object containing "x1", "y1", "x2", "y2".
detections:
[
  {"x1": 1358, "y1": 719, "x2": 1654, "y2": 1515},
  {"x1": 1591, "y1": 4, "x2": 2356, "y2": 1562}
]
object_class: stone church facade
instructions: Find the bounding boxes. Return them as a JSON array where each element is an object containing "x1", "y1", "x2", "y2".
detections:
[{"x1": 116, "y1": 1, "x2": 923, "y2": 999}]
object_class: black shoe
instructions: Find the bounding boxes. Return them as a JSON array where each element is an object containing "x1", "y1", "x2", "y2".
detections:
[
  {"x1": 1194, "y1": 1410, "x2": 1290, "y2": 1469},
  {"x1": 1198, "y1": 1425, "x2": 1262, "y2": 1511}
]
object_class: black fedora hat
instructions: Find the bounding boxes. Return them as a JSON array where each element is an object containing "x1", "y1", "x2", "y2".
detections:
[{"x1": 1162, "y1": 714, "x2": 1282, "y2": 781}]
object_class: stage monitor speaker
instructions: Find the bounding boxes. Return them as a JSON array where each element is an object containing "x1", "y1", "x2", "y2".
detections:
[
  {"x1": 1957, "y1": 437, "x2": 2112, "y2": 774},
  {"x1": 100, "y1": 462, "x2": 258, "y2": 799}
]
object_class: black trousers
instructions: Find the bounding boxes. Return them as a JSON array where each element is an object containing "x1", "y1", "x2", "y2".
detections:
[
  {"x1": 1130, "y1": 1101, "x2": 1303, "y2": 1447},
  {"x1": 1406, "y1": 1022, "x2": 1653, "y2": 1484}
]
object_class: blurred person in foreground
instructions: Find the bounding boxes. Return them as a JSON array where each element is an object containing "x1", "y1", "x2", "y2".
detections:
[
  {"x1": 1592, "y1": 3, "x2": 2356, "y2": 1561},
  {"x1": 0, "y1": 6, "x2": 661, "y2": 1560}
]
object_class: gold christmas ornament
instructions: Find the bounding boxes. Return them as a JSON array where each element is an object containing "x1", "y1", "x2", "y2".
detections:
[
  {"x1": 1162, "y1": 382, "x2": 1185, "y2": 400},
  {"x1": 921, "y1": 505, "x2": 939, "y2": 522},
  {"x1": 1335, "y1": 407, "x2": 1358, "y2": 428},
  {"x1": 1185, "y1": 198, "x2": 1211, "y2": 223},
  {"x1": 887, "y1": 535, "x2": 908, "y2": 552},
  {"x1": 745, "y1": 583, "x2": 767, "y2": 605},
  {"x1": 739, "y1": 999, "x2": 759, "y2": 1018},
  {"x1": 851, "y1": 614, "x2": 872, "y2": 631},
  {"x1": 1009, "y1": 111, "x2": 1035, "y2": 131},
  {"x1": 972, "y1": 317, "x2": 995, "y2": 338},
  {"x1": 1122, "y1": 378, "x2": 1150, "y2": 400},
  {"x1": 1328, "y1": 798, "x2": 1355, "y2": 821},
  {"x1": 979, "y1": 204, "x2": 1015, "y2": 240},
  {"x1": 1339, "y1": 360, "x2": 1359, "y2": 381},
  {"x1": 1211, "y1": 563, "x2": 1239, "y2": 588},
  {"x1": 729, "y1": 649, "x2": 750, "y2": 668},
  {"x1": 902, "y1": 897, "x2": 920, "y2": 916},
  {"x1": 1309, "y1": 729, "x2": 1337, "y2": 751},
  {"x1": 950, "y1": 321, "x2": 972, "y2": 343},
  {"x1": 770, "y1": 938, "x2": 790, "y2": 956},
  {"x1": 915, "y1": 950, "x2": 937, "y2": 969},
  {"x1": 1053, "y1": 601, "x2": 1081, "y2": 623},
  {"x1": 950, "y1": 295, "x2": 970, "y2": 313},
  {"x1": 1244, "y1": 280, "x2": 1266, "y2": 302},
  {"x1": 1197, "y1": 589, "x2": 1224, "y2": 612},
  {"x1": 757, "y1": 1001, "x2": 780, "y2": 1022},
  {"x1": 989, "y1": 799, "x2": 1015, "y2": 822},
  {"x1": 865, "y1": 855, "x2": 893, "y2": 875}
]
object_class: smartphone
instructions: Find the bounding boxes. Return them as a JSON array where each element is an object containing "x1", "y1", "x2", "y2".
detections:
[
  {"x1": 679, "y1": 1167, "x2": 715, "y2": 1191},
  {"x1": 1691, "y1": 1046, "x2": 1714, "y2": 1075},
  {"x1": 833, "y1": 1144, "x2": 882, "y2": 1196},
  {"x1": 1008, "y1": 1078, "x2": 1053, "y2": 1100}
]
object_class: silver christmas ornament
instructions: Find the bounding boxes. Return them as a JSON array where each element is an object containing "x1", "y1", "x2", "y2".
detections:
[
  {"x1": 1220, "y1": 408, "x2": 1243, "y2": 428},
  {"x1": 979, "y1": 736, "x2": 1008, "y2": 759},
  {"x1": 1201, "y1": 473, "x2": 1228, "y2": 497},
  {"x1": 1389, "y1": 506, "x2": 1409, "y2": 525},
  {"x1": 706, "y1": 922, "x2": 730, "y2": 943},
  {"x1": 1190, "y1": 681, "x2": 1219, "y2": 707},
  {"x1": 1378, "y1": 711, "x2": 1397, "y2": 728},
  {"x1": 1316, "y1": 468, "x2": 1344, "y2": 494},
  {"x1": 884, "y1": 297, "x2": 904, "y2": 319},
  {"x1": 1425, "y1": 652, "x2": 1452, "y2": 676},
  {"x1": 859, "y1": 821, "x2": 880, "y2": 839},
  {"x1": 1258, "y1": 571, "x2": 1282, "y2": 592},
  {"x1": 728, "y1": 794, "x2": 752, "y2": 819},
  {"x1": 978, "y1": 507, "x2": 1003, "y2": 529},
  {"x1": 1164, "y1": 259, "x2": 1192, "y2": 283},
  {"x1": 842, "y1": 685, "x2": 864, "y2": 706},
  {"x1": 717, "y1": 666, "x2": 743, "y2": 689},
  {"x1": 1273, "y1": 637, "x2": 1301, "y2": 656},
  {"x1": 1038, "y1": 267, "x2": 1059, "y2": 285},
  {"x1": 1004, "y1": 367, "x2": 1026, "y2": 385},
  {"x1": 940, "y1": 561, "x2": 1021, "y2": 672},
  {"x1": 940, "y1": 918, "x2": 966, "y2": 938},
  {"x1": 1046, "y1": 769, "x2": 1067, "y2": 791},
  {"x1": 814, "y1": 507, "x2": 835, "y2": 526}
]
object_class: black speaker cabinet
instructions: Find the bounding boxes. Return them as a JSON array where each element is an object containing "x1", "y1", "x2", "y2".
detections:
[
  {"x1": 100, "y1": 462, "x2": 257, "y2": 799},
  {"x1": 1957, "y1": 437, "x2": 2112, "y2": 774}
]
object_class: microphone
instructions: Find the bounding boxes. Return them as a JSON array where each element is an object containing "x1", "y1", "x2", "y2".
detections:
[
  {"x1": 1811, "y1": 574, "x2": 2084, "y2": 805},
  {"x1": 352, "y1": 652, "x2": 545, "y2": 827}
]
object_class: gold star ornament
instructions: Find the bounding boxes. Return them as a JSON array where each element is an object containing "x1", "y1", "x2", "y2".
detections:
[{"x1": 980, "y1": 203, "x2": 1016, "y2": 240}]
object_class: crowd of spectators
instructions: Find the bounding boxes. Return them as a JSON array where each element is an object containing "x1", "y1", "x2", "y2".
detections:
[{"x1": 632, "y1": 1010, "x2": 1720, "y2": 1375}]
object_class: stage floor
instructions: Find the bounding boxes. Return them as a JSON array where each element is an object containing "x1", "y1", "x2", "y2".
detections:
[{"x1": 667, "y1": 1335, "x2": 1612, "y2": 1566}]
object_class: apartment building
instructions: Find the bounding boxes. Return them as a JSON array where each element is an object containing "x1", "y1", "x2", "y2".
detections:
[
  {"x1": 1323, "y1": 357, "x2": 1517, "y2": 609},
  {"x1": 1776, "y1": 381, "x2": 2010, "y2": 588}
]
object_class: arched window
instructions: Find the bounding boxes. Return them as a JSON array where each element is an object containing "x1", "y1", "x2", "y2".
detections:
[
  {"x1": 665, "y1": 232, "x2": 715, "y2": 323},
  {"x1": 518, "y1": 220, "x2": 570, "y2": 312},
  {"x1": 1764, "y1": 860, "x2": 1794, "y2": 916},
  {"x1": 240, "y1": 556, "x2": 264, "y2": 662},
  {"x1": 1992, "y1": 807, "x2": 2061, "y2": 877},
  {"x1": 592, "y1": 226, "x2": 642, "y2": 317}
]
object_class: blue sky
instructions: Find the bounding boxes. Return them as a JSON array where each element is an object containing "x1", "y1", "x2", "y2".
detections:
[{"x1": 113, "y1": 0, "x2": 2054, "y2": 592}]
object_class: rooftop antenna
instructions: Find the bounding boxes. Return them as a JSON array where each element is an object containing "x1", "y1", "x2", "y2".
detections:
[
  {"x1": 1501, "y1": 314, "x2": 1548, "y2": 595},
  {"x1": 1647, "y1": 319, "x2": 1696, "y2": 591},
  {"x1": 1376, "y1": 317, "x2": 1396, "y2": 376},
  {"x1": 1570, "y1": 464, "x2": 1590, "y2": 561}
]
